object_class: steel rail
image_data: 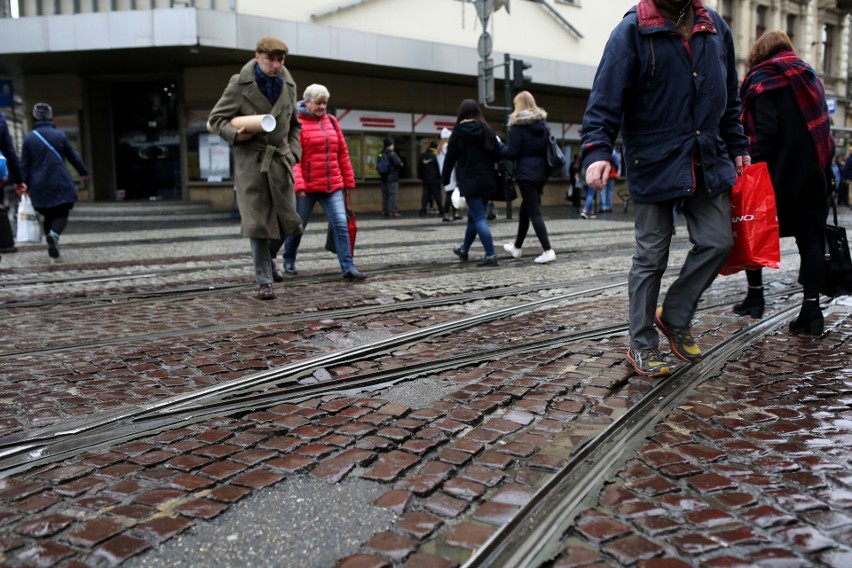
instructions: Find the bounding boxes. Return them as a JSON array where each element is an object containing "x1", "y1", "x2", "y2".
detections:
[
  {"x1": 462, "y1": 301, "x2": 801, "y2": 568},
  {"x1": 0, "y1": 281, "x2": 624, "y2": 478},
  {"x1": 0, "y1": 274, "x2": 625, "y2": 359}
]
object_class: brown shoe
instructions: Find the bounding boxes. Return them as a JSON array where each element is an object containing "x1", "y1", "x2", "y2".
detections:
[
  {"x1": 257, "y1": 283, "x2": 274, "y2": 300},
  {"x1": 271, "y1": 262, "x2": 285, "y2": 282}
]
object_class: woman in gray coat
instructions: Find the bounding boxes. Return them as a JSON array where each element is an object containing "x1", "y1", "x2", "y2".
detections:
[{"x1": 208, "y1": 36, "x2": 303, "y2": 300}]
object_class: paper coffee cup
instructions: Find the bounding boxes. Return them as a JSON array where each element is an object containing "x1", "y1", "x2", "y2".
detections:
[{"x1": 229, "y1": 114, "x2": 277, "y2": 133}]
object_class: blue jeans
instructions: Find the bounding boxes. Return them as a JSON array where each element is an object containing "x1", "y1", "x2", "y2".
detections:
[
  {"x1": 283, "y1": 190, "x2": 356, "y2": 275},
  {"x1": 459, "y1": 197, "x2": 495, "y2": 257},
  {"x1": 583, "y1": 186, "x2": 597, "y2": 213},
  {"x1": 601, "y1": 178, "x2": 615, "y2": 211}
]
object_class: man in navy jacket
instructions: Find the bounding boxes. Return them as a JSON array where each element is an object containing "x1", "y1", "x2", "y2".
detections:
[{"x1": 581, "y1": 0, "x2": 750, "y2": 376}]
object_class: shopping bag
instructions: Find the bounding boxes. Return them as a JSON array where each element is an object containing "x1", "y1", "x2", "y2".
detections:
[
  {"x1": 16, "y1": 194, "x2": 42, "y2": 243},
  {"x1": 451, "y1": 187, "x2": 467, "y2": 210},
  {"x1": 324, "y1": 190, "x2": 356, "y2": 256},
  {"x1": 719, "y1": 162, "x2": 780, "y2": 276}
]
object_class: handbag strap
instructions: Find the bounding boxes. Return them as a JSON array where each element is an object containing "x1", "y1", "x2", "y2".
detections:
[
  {"x1": 830, "y1": 192, "x2": 839, "y2": 228},
  {"x1": 33, "y1": 130, "x2": 63, "y2": 162}
]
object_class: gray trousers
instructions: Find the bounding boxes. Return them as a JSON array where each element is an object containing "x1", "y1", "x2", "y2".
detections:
[
  {"x1": 628, "y1": 185, "x2": 732, "y2": 350},
  {"x1": 381, "y1": 180, "x2": 399, "y2": 214},
  {"x1": 250, "y1": 237, "x2": 284, "y2": 285}
]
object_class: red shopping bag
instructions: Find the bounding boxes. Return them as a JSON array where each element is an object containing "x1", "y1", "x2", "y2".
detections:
[{"x1": 719, "y1": 162, "x2": 780, "y2": 276}]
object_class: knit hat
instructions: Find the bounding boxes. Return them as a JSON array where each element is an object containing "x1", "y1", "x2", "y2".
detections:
[
  {"x1": 32, "y1": 103, "x2": 53, "y2": 121},
  {"x1": 428, "y1": 141, "x2": 438, "y2": 149},
  {"x1": 383, "y1": 137, "x2": 394, "y2": 148},
  {"x1": 440, "y1": 127, "x2": 452, "y2": 139}
]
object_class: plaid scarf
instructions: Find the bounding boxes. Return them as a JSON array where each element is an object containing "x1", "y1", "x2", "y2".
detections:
[{"x1": 740, "y1": 51, "x2": 834, "y2": 169}]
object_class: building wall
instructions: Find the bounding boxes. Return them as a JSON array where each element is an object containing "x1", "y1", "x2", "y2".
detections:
[{"x1": 6, "y1": 0, "x2": 852, "y2": 211}]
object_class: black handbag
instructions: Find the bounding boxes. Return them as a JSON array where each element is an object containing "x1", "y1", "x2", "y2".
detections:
[
  {"x1": 491, "y1": 165, "x2": 517, "y2": 202},
  {"x1": 821, "y1": 195, "x2": 852, "y2": 297},
  {"x1": 545, "y1": 123, "x2": 566, "y2": 177}
]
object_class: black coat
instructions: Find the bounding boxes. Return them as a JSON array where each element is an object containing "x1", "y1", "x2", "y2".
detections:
[
  {"x1": 750, "y1": 87, "x2": 827, "y2": 237},
  {"x1": 441, "y1": 121, "x2": 501, "y2": 199},
  {"x1": 381, "y1": 149, "x2": 403, "y2": 182},
  {"x1": 417, "y1": 148, "x2": 441, "y2": 184},
  {"x1": 500, "y1": 109, "x2": 549, "y2": 182}
]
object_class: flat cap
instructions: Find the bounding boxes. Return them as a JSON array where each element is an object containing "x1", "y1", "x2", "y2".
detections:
[{"x1": 256, "y1": 36, "x2": 288, "y2": 54}]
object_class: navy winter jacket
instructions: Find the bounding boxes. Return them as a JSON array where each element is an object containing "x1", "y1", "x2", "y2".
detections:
[
  {"x1": 21, "y1": 121, "x2": 89, "y2": 209},
  {"x1": 581, "y1": 0, "x2": 748, "y2": 204},
  {"x1": 500, "y1": 109, "x2": 549, "y2": 183}
]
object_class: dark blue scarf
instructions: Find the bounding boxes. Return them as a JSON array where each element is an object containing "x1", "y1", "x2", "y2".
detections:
[{"x1": 255, "y1": 64, "x2": 283, "y2": 105}]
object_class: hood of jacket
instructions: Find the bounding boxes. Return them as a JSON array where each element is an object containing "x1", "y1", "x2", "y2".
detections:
[
  {"x1": 297, "y1": 99, "x2": 317, "y2": 120},
  {"x1": 637, "y1": 0, "x2": 712, "y2": 33},
  {"x1": 509, "y1": 108, "x2": 547, "y2": 126},
  {"x1": 452, "y1": 120, "x2": 487, "y2": 142}
]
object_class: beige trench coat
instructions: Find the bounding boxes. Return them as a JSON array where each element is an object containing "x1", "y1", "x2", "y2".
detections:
[{"x1": 208, "y1": 60, "x2": 303, "y2": 239}]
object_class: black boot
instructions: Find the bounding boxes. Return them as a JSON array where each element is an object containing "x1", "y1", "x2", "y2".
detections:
[
  {"x1": 733, "y1": 286, "x2": 765, "y2": 319},
  {"x1": 789, "y1": 299, "x2": 823, "y2": 336}
]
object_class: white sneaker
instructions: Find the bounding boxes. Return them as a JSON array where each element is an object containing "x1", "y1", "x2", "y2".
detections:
[
  {"x1": 534, "y1": 249, "x2": 556, "y2": 264},
  {"x1": 503, "y1": 242, "x2": 522, "y2": 259}
]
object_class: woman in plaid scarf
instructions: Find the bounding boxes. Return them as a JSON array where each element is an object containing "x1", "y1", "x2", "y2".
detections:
[{"x1": 733, "y1": 30, "x2": 833, "y2": 336}]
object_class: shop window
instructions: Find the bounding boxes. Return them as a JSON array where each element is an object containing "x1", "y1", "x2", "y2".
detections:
[
  {"x1": 823, "y1": 24, "x2": 835, "y2": 76},
  {"x1": 186, "y1": 108, "x2": 233, "y2": 183},
  {"x1": 53, "y1": 112, "x2": 85, "y2": 185},
  {"x1": 786, "y1": 14, "x2": 797, "y2": 45},
  {"x1": 721, "y1": 0, "x2": 733, "y2": 27},
  {"x1": 755, "y1": 5, "x2": 767, "y2": 39}
]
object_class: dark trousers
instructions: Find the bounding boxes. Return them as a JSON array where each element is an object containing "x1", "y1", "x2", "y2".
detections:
[
  {"x1": 35, "y1": 202, "x2": 74, "y2": 236},
  {"x1": 420, "y1": 182, "x2": 444, "y2": 215},
  {"x1": 514, "y1": 180, "x2": 551, "y2": 251},
  {"x1": 443, "y1": 190, "x2": 457, "y2": 217},
  {"x1": 745, "y1": 225, "x2": 825, "y2": 299}
]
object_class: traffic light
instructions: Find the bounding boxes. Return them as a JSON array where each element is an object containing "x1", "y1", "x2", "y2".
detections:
[{"x1": 513, "y1": 59, "x2": 532, "y2": 90}]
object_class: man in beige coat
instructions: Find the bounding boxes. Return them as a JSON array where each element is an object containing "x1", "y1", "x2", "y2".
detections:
[{"x1": 209, "y1": 36, "x2": 303, "y2": 300}]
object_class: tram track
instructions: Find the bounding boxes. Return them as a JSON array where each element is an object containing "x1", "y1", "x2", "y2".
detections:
[
  {"x1": 0, "y1": 225, "x2": 642, "y2": 309},
  {"x1": 0, "y1": 284, "x2": 803, "y2": 481},
  {"x1": 0, "y1": 281, "x2": 626, "y2": 478},
  {"x1": 462, "y1": 302, "x2": 803, "y2": 567},
  {"x1": 0, "y1": 274, "x2": 627, "y2": 359}
]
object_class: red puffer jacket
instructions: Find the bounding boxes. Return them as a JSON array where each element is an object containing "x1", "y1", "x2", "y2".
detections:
[{"x1": 293, "y1": 107, "x2": 355, "y2": 193}]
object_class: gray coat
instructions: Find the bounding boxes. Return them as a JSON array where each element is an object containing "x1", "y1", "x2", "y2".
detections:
[{"x1": 209, "y1": 60, "x2": 303, "y2": 239}]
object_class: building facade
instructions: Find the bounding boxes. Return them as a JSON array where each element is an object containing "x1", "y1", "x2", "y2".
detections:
[{"x1": 0, "y1": 0, "x2": 849, "y2": 211}]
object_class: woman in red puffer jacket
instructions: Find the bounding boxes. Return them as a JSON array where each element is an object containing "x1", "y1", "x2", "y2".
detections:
[{"x1": 283, "y1": 84, "x2": 365, "y2": 281}]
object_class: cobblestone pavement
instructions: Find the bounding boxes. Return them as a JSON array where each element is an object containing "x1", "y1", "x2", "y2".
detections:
[{"x1": 0, "y1": 204, "x2": 851, "y2": 567}]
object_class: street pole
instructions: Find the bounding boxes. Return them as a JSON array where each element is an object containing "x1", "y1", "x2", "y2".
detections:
[{"x1": 503, "y1": 52, "x2": 513, "y2": 220}]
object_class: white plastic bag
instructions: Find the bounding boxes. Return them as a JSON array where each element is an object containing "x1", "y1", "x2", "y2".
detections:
[
  {"x1": 16, "y1": 194, "x2": 42, "y2": 243},
  {"x1": 451, "y1": 187, "x2": 466, "y2": 210}
]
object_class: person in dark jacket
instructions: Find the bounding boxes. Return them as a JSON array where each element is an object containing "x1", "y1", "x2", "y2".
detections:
[
  {"x1": 441, "y1": 99, "x2": 501, "y2": 266},
  {"x1": 379, "y1": 137, "x2": 403, "y2": 217},
  {"x1": 732, "y1": 30, "x2": 833, "y2": 336},
  {"x1": 20, "y1": 103, "x2": 89, "y2": 260},
  {"x1": 1, "y1": 111, "x2": 26, "y2": 258},
  {"x1": 0, "y1": 111, "x2": 26, "y2": 197},
  {"x1": 417, "y1": 141, "x2": 444, "y2": 218},
  {"x1": 581, "y1": 0, "x2": 750, "y2": 377},
  {"x1": 499, "y1": 91, "x2": 555, "y2": 264},
  {"x1": 841, "y1": 147, "x2": 852, "y2": 207},
  {"x1": 284, "y1": 83, "x2": 366, "y2": 281}
]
